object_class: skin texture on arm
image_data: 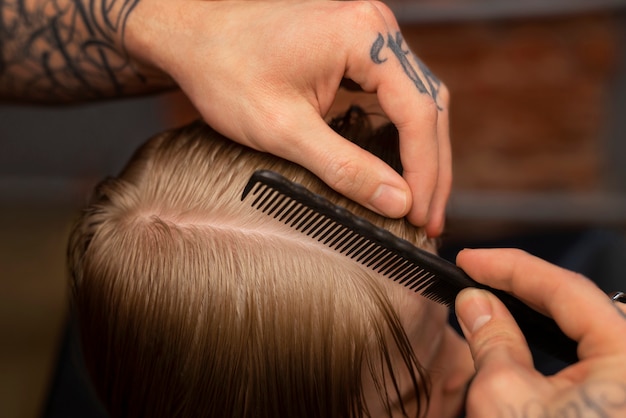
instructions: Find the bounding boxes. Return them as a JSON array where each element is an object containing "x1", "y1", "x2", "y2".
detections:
[
  {"x1": 0, "y1": 0, "x2": 173, "y2": 100},
  {"x1": 455, "y1": 248, "x2": 626, "y2": 418},
  {"x1": 0, "y1": 0, "x2": 451, "y2": 234}
]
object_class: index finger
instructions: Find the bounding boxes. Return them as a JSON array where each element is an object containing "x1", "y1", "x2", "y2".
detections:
[
  {"x1": 372, "y1": 29, "x2": 450, "y2": 233},
  {"x1": 456, "y1": 248, "x2": 626, "y2": 358},
  {"x1": 343, "y1": 2, "x2": 451, "y2": 233}
]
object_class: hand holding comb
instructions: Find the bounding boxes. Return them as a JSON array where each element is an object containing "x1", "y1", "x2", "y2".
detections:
[{"x1": 241, "y1": 170, "x2": 578, "y2": 364}]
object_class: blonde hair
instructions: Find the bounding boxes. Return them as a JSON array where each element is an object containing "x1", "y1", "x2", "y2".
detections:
[{"x1": 68, "y1": 109, "x2": 434, "y2": 418}]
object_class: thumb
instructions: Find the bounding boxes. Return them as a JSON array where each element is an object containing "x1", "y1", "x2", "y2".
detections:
[
  {"x1": 283, "y1": 110, "x2": 411, "y2": 219},
  {"x1": 455, "y1": 288, "x2": 535, "y2": 371},
  {"x1": 456, "y1": 288, "x2": 552, "y2": 418}
]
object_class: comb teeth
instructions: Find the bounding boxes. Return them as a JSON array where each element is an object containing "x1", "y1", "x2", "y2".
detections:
[
  {"x1": 241, "y1": 170, "x2": 580, "y2": 365},
  {"x1": 241, "y1": 171, "x2": 472, "y2": 306}
]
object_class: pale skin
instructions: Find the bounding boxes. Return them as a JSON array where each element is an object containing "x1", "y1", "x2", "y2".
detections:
[
  {"x1": 361, "y1": 273, "x2": 475, "y2": 418},
  {"x1": 456, "y1": 248, "x2": 626, "y2": 418},
  {"x1": 396, "y1": 293, "x2": 474, "y2": 418},
  {"x1": 0, "y1": 0, "x2": 451, "y2": 236}
]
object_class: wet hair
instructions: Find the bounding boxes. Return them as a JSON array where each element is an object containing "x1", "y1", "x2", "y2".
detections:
[{"x1": 68, "y1": 107, "x2": 433, "y2": 418}]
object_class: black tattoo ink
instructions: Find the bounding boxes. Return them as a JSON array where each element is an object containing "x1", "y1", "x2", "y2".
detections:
[
  {"x1": 413, "y1": 52, "x2": 443, "y2": 108},
  {"x1": 369, "y1": 31, "x2": 443, "y2": 110},
  {"x1": 555, "y1": 400, "x2": 584, "y2": 418},
  {"x1": 385, "y1": 32, "x2": 428, "y2": 95},
  {"x1": 0, "y1": 0, "x2": 144, "y2": 101},
  {"x1": 369, "y1": 32, "x2": 386, "y2": 64},
  {"x1": 581, "y1": 381, "x2": 626, "y2": 418},
  {"x1": 498, "y1": 381, "x2": 626, "y2": 418},
  {"x1": 521, "y1": 400, "x2": 550, "y2": 418}
]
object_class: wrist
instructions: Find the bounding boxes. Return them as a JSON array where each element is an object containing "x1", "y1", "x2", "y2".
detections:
[
  {"x1": 124, "y1": 0, "x2": 225, "y2": 90},
  {"x1": 122, "y1": 0, "x2": 179, "y2": 91}
]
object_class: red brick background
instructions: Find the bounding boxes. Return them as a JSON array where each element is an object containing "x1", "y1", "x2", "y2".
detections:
[{"x1": 404, "y1": 13, "x2": 620, "y2": 193}]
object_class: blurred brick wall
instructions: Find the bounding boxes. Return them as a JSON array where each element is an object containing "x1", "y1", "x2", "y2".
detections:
[{"x1": 403, "y1": 12, "x2": 620, "y2": 192}]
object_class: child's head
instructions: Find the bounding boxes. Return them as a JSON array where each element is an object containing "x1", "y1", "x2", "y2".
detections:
[{"x1": 68, "y1": 108, "x2": 472, "y2": 418}]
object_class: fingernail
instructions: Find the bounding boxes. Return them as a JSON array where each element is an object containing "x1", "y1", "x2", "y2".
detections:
[
  {"x1": 457, "y1": 288, "x2": 493, "y2": 336},
  {"x1": 369, "y1": 184, "x2": 408, "y2": 218}
]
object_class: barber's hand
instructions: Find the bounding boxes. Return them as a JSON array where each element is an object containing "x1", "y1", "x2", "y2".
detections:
[
  {"x1": 455, "y1": 248, "x2": 626, "y2": 418},
  {"x1": 126, "y1": 0, "x2": 450, "y2": 235}
]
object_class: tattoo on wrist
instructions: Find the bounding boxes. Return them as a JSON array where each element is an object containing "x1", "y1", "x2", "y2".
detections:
[
  {"x1": 500, "y1": 381, "x2": 626, "y2": 418},
  {"x1": 1, "y1": 0, "x2": 144, "y2": 101},
  {"x1": 370, "y1": 32, "x2": 443, "y2": 110}
]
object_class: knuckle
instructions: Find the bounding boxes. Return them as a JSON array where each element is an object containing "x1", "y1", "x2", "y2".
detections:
[
  {"x1": 346, "y1": 1, "x2": 394, "y2": 30},
  {"x1": 324, "y1": 156, "x2": 366, "y2": 195},
  {"x1": 395, "y1": 91, "x2": 441, "y2": 131},
  {"x1": 368, "y1": 1, "x2": 397, "y2": 22},
  {"x1": 473, "y1": 330, "x2": 518, "y2": 360}
]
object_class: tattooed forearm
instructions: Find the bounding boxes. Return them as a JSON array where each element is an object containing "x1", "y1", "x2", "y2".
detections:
[
  {"x1": 500, "y1": 381, "x2": 626, "y2": 418},
  {"x1": 0, "y1": 0, "x2": 155, "y2": 101},
  {"x1": 370, "y1": 31, "x2": 443, "y2": 110}
]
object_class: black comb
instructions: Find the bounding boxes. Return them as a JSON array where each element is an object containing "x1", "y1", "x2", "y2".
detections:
[{"x1": 242, "y1": 170, "x2": 578, "y2": 364}]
